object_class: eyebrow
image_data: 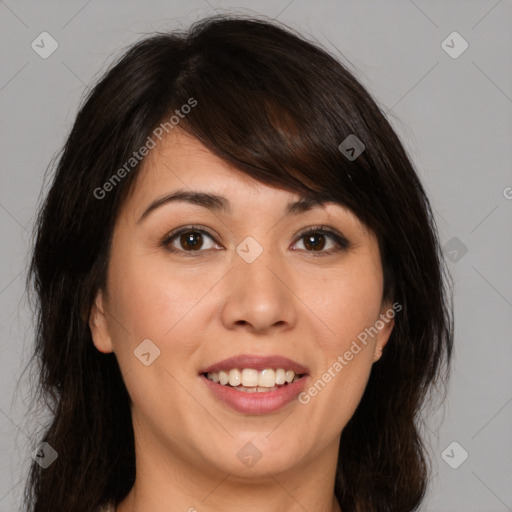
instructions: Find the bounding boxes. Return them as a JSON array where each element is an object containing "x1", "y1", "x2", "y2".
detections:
[{"x1": 137, "y1": 189, "x2": 327, "y2": 224}]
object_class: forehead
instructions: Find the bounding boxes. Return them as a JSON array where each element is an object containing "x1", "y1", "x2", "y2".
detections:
[
  {"x1": 121, "y1": 129, "x2": 369, "y2": 235},
  {"x1": 133, "y1": 129, "x2": 272, "y2": 194}
]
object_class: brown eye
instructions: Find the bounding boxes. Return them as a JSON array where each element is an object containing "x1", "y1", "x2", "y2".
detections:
[
  {"x1": 162, "y1": 225, "x2": 349, "y2": 257},
  {"x1": 162, "y1": 227, "x2": 220, "y2": 255},
  {"x1": 292, "y1": 227, "x2": 349, "y2": 255},
  {"x1": 179, "y1": 231, "x2": 205, "y2": 251},
  {"x1": 302, "y1": 232, "x2": 327, "y2": 251}
]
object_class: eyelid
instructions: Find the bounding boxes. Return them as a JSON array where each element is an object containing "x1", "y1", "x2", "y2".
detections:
[
  {"x1": 293, "y1": 224, "x2": 351, "y2": 251},
  {"x1": 162, "y1": 224, "x2": 221, "y2": 253}
]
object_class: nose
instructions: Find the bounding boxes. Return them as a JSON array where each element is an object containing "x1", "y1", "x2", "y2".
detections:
[{"x1": 220, "y1": 247, "x2": 298, "y2": 334}]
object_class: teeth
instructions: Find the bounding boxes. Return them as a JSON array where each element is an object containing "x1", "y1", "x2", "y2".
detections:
[
  {"x1": 258, "y1": 369, "x2": 275, "y2": 387},
  {"x1": 228, "y1": 369, "x2": 242, "y2": 387},
  {"x1": 241, "y1": 369, "x2": 259, "y2": 387},
  {"x1": 234, "y1": 385, "x2": 277, "y2": 393},
  {"x1": 210, "y1": 372, "x2": 220, "y2": 383},
  {"x1": 275, "y1": 368, "x2": 286, "y2": 385},
  {"x1": 218, "y1": 371, "x2": 229, "y2": 385},
  {"x1": 205, "y1": 368, "x2": 302, "y2": 389}
]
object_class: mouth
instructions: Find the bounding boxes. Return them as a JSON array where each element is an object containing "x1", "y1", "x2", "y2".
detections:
[{"x1": 199, "y1": 354, "x2": 309, "y2": 414}]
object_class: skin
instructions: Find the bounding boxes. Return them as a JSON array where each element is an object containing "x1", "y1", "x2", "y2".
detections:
[{"x1": 89, "y1": 129, "x2": 394, "y2": 512}]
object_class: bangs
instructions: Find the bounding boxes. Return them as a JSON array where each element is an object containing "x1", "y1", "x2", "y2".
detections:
[{"x1": 154, "y1": 21, "x2": 378, "y2": 227}]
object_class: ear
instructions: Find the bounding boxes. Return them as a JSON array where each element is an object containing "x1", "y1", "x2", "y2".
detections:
[
  {"x1": 89, "y1": 289, "x2": 114, "y2": 354},
  {"x1": 372, "y1": 302, "x2": 396, "y2": 362}
]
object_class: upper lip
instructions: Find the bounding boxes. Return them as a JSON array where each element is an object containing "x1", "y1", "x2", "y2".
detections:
[{"x1": 200, "y1": 354, "x2": 309, "y2": 375}]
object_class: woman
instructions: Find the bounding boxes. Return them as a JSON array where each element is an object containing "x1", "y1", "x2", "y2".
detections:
[{"x1": 24, "y1": 15, "x2": 453, "y2": 512}]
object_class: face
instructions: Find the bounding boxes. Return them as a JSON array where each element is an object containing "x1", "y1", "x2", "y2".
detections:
[{"x1": 89, "y1": 129, "x2": 394, "y2": 482}]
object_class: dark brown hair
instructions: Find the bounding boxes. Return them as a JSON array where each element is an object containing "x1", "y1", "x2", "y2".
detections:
[{"x1": 23, "y1": 14, "x2": 453, "y2": 512}]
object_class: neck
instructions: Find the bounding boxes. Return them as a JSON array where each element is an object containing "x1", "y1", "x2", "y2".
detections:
[{"x1": 121, "y1": 484, "x2": 342, "y2": 512}]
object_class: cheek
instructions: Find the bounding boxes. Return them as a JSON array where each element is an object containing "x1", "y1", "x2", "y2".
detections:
[
  {"x1": 107, "y1": 245, "x2": 207, "y2": 339},
  {"x1": 304, "y1": 254, "x2": 384, "y2": 353},
  {"x1": 104, "y1": 250, "x2": 209, "y2": 418},
  {"x1": 295, "y1": 254, "x2": 383, "y2": 431},
  {"x1": 105, "y1": 245, "x2": 230, "y2": 381}
]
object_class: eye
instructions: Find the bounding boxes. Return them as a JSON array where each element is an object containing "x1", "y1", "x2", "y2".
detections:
[
  {"x1": 291, "y1": 226, "x2": 350, "y2": 255},
  {"x1": 162, "y1": 225, "x2": 222, "y2": 255},
  {"x1": 162, "y1": 224, "x2": 350, "y2": 257}
]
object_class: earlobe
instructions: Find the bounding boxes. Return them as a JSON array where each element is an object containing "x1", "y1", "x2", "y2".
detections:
[
  {"x1": 373, "y1": 346, "x2": 381, "y2": 362},
  {"x1": 373, "y1": 304, "x2": 395, "y2": 362},
  {"x1": 89, "y1": 289, "x2": 114, "y2": 354}
]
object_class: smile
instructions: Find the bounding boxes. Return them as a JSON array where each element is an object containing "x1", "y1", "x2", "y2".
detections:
[
  {"x1": 200, "y1": 370, "x2": 308, "y2": 414},
  {"x1": 205, "y1": 368, "x2": 302, "y2": 392},
  {"x1": 199, "y1": 354, "x2": 310, "y2": 414}
]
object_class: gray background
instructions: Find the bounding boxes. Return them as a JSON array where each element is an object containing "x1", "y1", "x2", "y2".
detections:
[{"x1": 1, "y1": 1, "x2": 511, "y2": 511}]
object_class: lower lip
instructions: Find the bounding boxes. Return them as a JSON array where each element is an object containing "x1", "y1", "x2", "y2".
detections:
[{"x1": 200, "y1": 374, "x2": 308, "y2": 414}]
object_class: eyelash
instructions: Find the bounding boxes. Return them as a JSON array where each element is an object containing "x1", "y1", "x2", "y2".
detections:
[{"x1": 161, "y1": 224, "x2": 350, "y2": 257}]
